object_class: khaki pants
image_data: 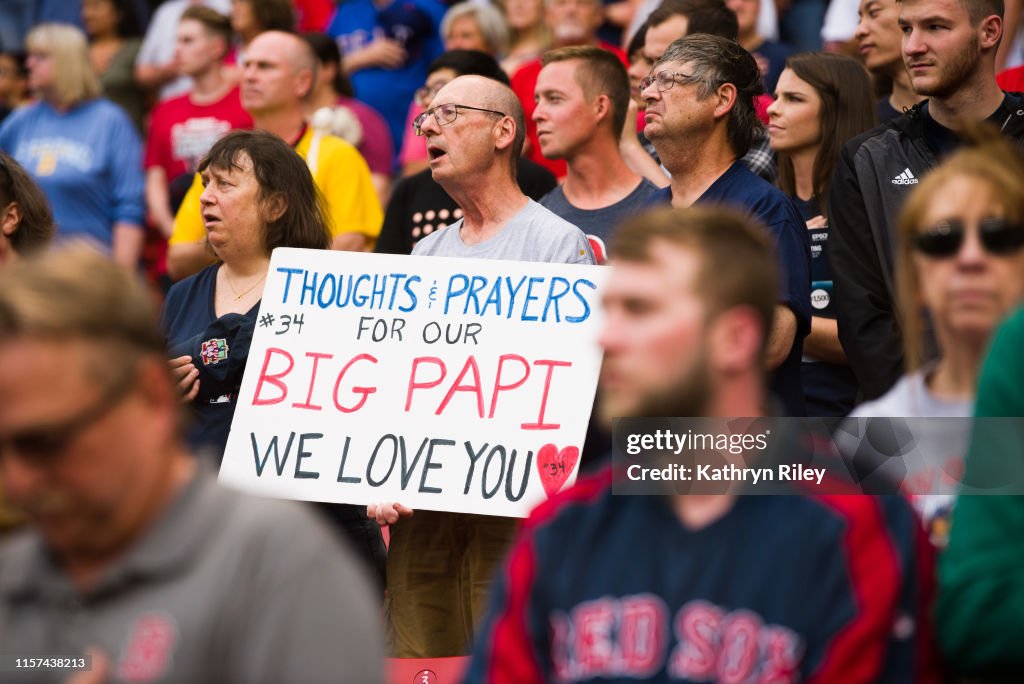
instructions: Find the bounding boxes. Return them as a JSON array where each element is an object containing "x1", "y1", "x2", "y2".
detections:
[{"x1": 386, "y1": 510, "x2": 518, "y2": 657}]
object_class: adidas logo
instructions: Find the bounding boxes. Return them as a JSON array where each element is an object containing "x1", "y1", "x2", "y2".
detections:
[{"x1": 891, "y1": 168, "x2": 919, "y2": 185}]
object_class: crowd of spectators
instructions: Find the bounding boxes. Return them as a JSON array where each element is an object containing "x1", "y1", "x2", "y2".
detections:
[{"x1": 1, "y1": 0, "x2": 1024, "y2": 680}]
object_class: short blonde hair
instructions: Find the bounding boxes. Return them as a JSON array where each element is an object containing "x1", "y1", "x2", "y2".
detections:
[{"x1": 26, "y1": 23, "x2": 101, "y2": 107}]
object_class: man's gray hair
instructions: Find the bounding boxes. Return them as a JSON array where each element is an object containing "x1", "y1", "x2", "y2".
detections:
[{"x1": 655, "y1": 33, "x2": 765, "y2": 157}]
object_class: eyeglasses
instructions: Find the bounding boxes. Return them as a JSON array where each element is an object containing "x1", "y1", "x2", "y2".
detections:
[
  {"x1": 914, "y1": 217, "x2": 1024, "y2": 258},
  {"x1": 412, "y1": 103, "x2": 507, "y2": 136},
  {"x1": 0, "y1": 365, "x2": 138, "y2": 462},
  {"x1": 415, "y1": 81, "x2": 449, "y2": 107},
  {"x1": 639, "y1": 71, "x2": 695, "y2": 92}
]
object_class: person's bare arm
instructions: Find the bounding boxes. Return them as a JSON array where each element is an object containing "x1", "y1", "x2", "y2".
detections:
[
  {"x1": 371, "y1": 173, "x2": 391, "y2": 206},
  {"x1": 620, "y1": 100, "x2": 670, "y2": 188},
  {"x1": 112, "y1": 223, "x2": 145, "y2": 269},
  {"x1": 167, "y1": 241, "x2": 216, "y2": 281},
  {"x1": 765, "y1": 304, "x2": 797, "y2": 370},
  {"x1": 804, "y1": 317, "x2": 848, "y2": 365},
  {"x1": 145, "y1": 167, "x2": 176, "y2": 238},
  {"x1": 342, "y1": 38, "x2": 407, "y2": 74},
  {"x1": 135, "y1": 59, "x2": 179, "y2": 91},
  {"x1": 332, "y1": 232, "x2": 368, "y2": 252}
]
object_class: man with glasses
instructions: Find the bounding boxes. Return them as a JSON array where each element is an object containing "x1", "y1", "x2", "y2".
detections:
[
  {"x1": 375, "y1": 50, "x2": 557, "y2": 255},
  {"x1": 635, "y1": 0, "x2": 778, "y2": 183},
  {"x1": 409, "y1": 75, "x2": 593, "y2": 264},
  {"x1": 0, "y1": 247, "x2": 383, "y2": 681},
  {"x1": 829, "y1": 0, "x2": 1024, "y2": 401},
  {"x1": 642, "y1": 33, "x2": 811, "y2": 417},
  {"x1": 370, "y1": 74, "x2": 593, "y2": 658}
]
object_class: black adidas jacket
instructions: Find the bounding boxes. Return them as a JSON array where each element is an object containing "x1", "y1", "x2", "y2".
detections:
[{"x1": 826, "y1": 95, "x2": 1024, "y2": 400}]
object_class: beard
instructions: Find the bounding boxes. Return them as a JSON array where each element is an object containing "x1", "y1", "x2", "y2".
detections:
[
  {"x1": 910, "y1": 33, "x2": 980, "y2": 99},
  {"x1": 598, "y1": 342, "x2": 713, "y2": 430}
]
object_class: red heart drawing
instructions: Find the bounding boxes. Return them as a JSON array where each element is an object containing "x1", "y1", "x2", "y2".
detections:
[{"x1": 537, "y1": 444, "x2": 580, "y2": 497}]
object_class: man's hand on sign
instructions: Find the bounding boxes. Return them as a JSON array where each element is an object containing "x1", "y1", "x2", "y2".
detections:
[
  {"x1": 367, "y1": 502, "x2": 414, "y2": 526},
  {"x1": 168, "y1": 355, "x2": 200, "y2": 403}
]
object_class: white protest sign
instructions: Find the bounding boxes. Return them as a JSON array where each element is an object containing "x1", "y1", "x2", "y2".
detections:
[{"x1": 218, "y1": 248, "x2": 606, "y2": 517}]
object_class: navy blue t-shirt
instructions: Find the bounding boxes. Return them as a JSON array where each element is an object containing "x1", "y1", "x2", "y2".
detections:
[
  {"x1": 161, "y1": 265, "x2": 259, "y2": 460},
  {"x1": 792, "y1": 196, "x2": 859, "y2": 417},
  {"x1": 466, "y1": 469, "x2": 933, "y2": 682},
  {"x1": 647, "y1": 163, "x2": 812, "y2": 416}
]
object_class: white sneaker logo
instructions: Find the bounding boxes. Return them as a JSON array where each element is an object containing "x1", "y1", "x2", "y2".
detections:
[{"x1": 891, "y1": 168, "x2": 919, "y2": 185}]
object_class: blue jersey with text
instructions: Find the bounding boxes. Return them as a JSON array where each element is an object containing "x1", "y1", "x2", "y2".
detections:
[
  {"x1": 0, "y1": 99, "x2": 144, "y2": 247},
  {"x1": 466, "y1": 469, "x2": 939, "y2": 683},
  {"x1": 647, "y1": 163, "x2": 812, "y2": 416},
  {"x1": 328, "y1": 0, "x2": 445, "y2": 164}
]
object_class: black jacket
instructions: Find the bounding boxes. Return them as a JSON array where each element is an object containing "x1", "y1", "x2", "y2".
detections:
[{"x1": 826, "y1": 95, "x2": 1024, "y2": 400}]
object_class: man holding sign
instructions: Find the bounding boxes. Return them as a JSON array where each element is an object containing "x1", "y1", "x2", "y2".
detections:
[{"x1": 371, "y1": 74, "x2": 595, "y2": 658}]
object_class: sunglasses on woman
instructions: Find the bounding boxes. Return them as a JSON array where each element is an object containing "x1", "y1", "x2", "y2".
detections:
[{"x1": 913, "y1": 217, "x2": 1024, "y2": 258}]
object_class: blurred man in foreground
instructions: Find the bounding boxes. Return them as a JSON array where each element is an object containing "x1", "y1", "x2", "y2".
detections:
[
  {"x1": 0, "y1": 246, "x2": 382, "y2": 683},
  {"x1": 465, "y1": 207, "x2": 939, "y2": 683}
]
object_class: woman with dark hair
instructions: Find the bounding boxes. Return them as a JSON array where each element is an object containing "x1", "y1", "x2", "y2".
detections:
[
  {"x1": 304, "y1": 32, "x2": 394, "y2": 203},
  {"x1": 161, "y1": 129, "x2": 329, "y2": 458},
  {"x1": 766, "y1": 52, "x2": 875, "y2": 417},
  {"x1": 161, "y1": 130, "x2": 387, "y2": 591},
  {"x1": 82, "y1": 0, "x2": 146, "y2": 133},
  {"x1": 230, "y1": 0, "x2": 296, "y2": 54},
  {"x1": 0, "y1": 151, "x2": 54, "y2": 264}
]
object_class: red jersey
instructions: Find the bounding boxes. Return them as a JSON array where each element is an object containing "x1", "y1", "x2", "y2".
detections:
[{"x1": 144, "y1": 85, "x2": 253, "y2": 183}]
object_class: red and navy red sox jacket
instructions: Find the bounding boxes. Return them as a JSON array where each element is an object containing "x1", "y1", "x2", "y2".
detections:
[{"x1": 464, "y1": 470, "x2": 940, "y2": 683}]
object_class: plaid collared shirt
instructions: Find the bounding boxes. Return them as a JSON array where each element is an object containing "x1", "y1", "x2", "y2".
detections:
[{"x1": 741, "y1": 130, "x2": 778, "y2": 184}]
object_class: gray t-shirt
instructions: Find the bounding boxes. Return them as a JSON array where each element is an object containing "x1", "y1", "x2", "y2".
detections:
[
  {"x1": 0, "y1": 467, "x2": 383, "y2": 683},
  {"x1": 539, "y1": 179, "x2": 660, "y2": 262},
  {"x1": 842, "y1": 369, "x2": 972, "y2": 547},
  {"x1": 412, "y1": 198, "x2": 595, "y2": 264}
]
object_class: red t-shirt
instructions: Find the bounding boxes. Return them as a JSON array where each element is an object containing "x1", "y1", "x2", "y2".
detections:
[
  {"x1": 997, "y1": 65, "x2": 1024, "y2": 92},
  {"x1": 511, "y1": 42, "x2": 628, "y2": 180},
  {"x1": 755, "y1": 93, "x2": 773, "y2": 125},
  {"x1": 144, "y1": 85, "x2": 253, "y2": 183},
  {"x1": 295, "y1": 0, "x2": 336, "y2": 31}
]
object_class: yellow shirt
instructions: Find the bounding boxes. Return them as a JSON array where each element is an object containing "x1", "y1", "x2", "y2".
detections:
[{"x1": 169, "y1": 128, "x2": 382, "y2": 244}]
